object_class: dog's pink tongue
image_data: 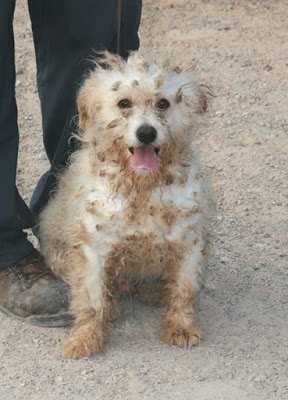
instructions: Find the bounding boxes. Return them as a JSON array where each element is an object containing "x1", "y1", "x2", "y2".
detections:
[{"x1": 131, "y1": 146, "x2": 158, "y2": 170}]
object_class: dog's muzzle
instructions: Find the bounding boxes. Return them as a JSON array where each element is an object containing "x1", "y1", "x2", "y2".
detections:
[{"x1": 128, "y1": 125, "x2": 160, "y2": 170}]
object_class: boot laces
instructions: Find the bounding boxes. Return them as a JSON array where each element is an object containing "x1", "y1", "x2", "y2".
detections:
[{"x1": 4, "y1": 250, "x2": 54, "y2": 289}]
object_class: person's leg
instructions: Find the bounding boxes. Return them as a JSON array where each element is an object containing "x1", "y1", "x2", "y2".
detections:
[
  {"x1": 0, "y1": 0, "x2": 35, "y2": 269},
  {"x1": 0, "y1": 0, "x2": 71, "y2": 326},
  {"x1": 29, "y1": 0, "x2": 142, "y2": 220}
]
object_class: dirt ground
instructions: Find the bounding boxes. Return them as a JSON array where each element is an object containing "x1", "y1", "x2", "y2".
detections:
[{"x1": 0, "y1": 0, "x2": 287, "y2": 399}]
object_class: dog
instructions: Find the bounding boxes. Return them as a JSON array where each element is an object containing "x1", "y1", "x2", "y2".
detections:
[{"x1": 39, "y1": 52, "x2": 211, "y2": 358}]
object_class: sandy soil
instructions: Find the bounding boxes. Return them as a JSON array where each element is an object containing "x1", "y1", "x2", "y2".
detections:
[{"x1": 1, "y1": 1, "x2": 287, "y2": 399}]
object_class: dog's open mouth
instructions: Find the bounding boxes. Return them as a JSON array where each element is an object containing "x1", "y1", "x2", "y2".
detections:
[{"x1": 128, "y1": 146, "x2": 160, "y2": 170}]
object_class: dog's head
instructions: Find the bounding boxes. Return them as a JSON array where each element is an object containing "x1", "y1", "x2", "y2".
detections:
[{"x1": 77, "y1": 52, "x2": 208, "y2": 173}]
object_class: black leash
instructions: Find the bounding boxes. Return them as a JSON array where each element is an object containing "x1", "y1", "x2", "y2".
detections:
[{"x1": 116, "y1": 0, "x2": 123, "y2": 56}]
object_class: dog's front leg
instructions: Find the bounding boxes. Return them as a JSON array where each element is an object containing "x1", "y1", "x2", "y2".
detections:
[
  {"x1": 161, "y1": 253, "x2": 202, "y2": 349},
  {"x1": 62, "y1": 247, "x2": 115, "y2": 358}
]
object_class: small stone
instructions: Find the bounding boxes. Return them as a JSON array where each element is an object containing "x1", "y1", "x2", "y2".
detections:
[
  {"x1": 220, "y1": 257, "x2": 230, "y2": 264},
  {"x1": 55, "y1": 376, "x2": 63, "y2": 384},
  {"x1": 216, "y1": 22, "x2": 231, "y2": 31}
]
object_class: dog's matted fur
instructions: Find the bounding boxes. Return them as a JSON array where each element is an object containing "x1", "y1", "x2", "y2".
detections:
[{"x1": 39, "y1": 52, "x2": 212, "y2": 358}]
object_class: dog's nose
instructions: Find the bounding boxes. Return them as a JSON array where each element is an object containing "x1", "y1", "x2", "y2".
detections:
[{"x1": 136, "y1": 125, "x2": 157, "y2": 144}]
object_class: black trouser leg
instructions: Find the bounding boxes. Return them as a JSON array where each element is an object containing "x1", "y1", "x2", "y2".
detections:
[
  {"x1": 29, "y1": 0, "x2": 142, "y2": 220},
  {"x1": 0, "y1": 0, "x2": 35, "y2": 268}
]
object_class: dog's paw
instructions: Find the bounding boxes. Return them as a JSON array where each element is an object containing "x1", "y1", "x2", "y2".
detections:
[
  {"x1": 62, "y1": 328, "x2": 104, "y2": 358},
  {"x1": 161, "y1": 326, "x2": 201, "y2": 349}
]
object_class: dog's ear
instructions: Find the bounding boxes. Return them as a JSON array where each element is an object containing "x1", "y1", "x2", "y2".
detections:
[{"x1": 76, "y1": 86, "x2": 89, "y2": 130}]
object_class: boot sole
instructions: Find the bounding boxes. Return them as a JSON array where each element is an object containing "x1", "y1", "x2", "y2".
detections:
[{"x1": 0, "y1": 305, "x2": 74, "y2": 327}]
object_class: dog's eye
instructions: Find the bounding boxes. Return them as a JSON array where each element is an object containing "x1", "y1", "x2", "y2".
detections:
[
  {"x1": 118, "y1": 99, "x2": 132, "y2": 109},
  {"x1": 155, "y1": 98, "x2": 170, "y2": 110}
]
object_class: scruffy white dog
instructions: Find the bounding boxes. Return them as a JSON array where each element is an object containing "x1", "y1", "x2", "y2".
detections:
[{"x1": 39, "y1": 52, "x2": 211, "y2": 358}]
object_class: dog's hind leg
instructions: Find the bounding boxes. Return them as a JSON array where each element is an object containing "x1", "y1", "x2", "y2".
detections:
[{"x1": 160, "y1": 251, "x2": 202, "y2": 349}]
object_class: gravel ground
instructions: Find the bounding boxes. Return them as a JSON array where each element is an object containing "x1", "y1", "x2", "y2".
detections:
[{"x1": 0, "y1": 1, "x2": 287, "y2": 399}]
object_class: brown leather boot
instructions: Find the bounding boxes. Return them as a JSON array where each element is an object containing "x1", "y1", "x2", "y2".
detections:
[{"x1": 0, "y1": 249, "x2": 74, "y2": 327}]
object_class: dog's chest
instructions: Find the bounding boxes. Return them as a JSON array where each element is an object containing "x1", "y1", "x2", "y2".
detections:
[
  {"x1": 83, "y1": 180, "x2": 198, "y2": 237},
  {"x1": 82, "y1": 177, "x2": 200, "y2": 277}
]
